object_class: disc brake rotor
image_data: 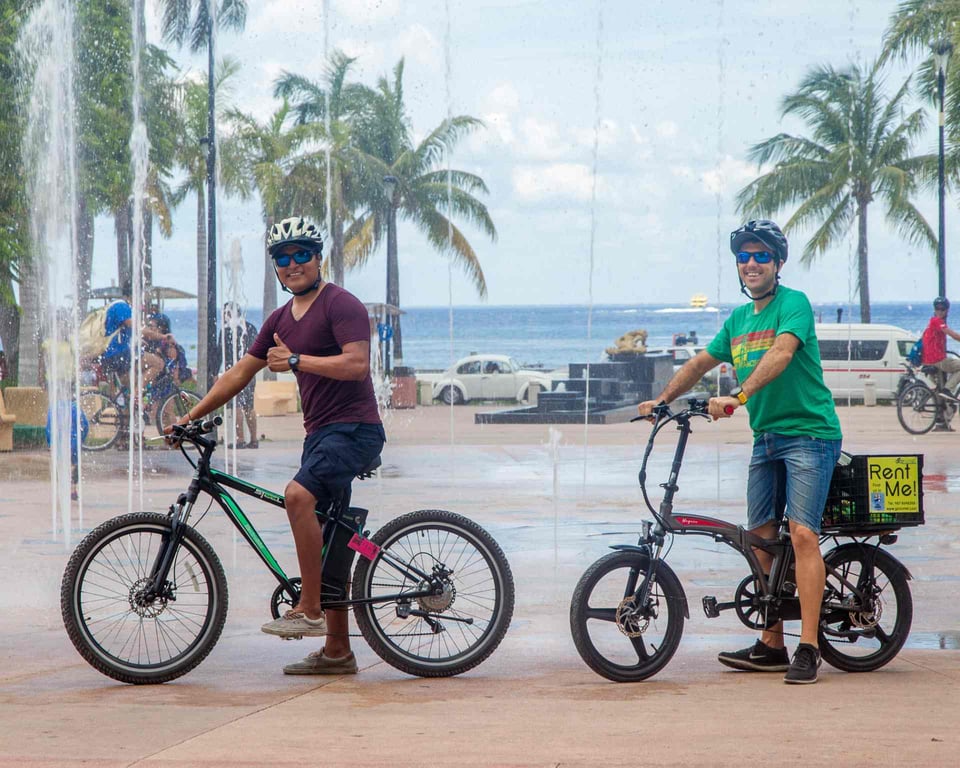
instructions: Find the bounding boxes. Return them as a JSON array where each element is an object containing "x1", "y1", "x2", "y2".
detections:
[
  {"x1": 417, "y1": 580, "x2": 456, "y2": 613},
  {"x1": 615, "y1": 597, "x2": 650, "y2": 638},
  {"x1": 128, "y1": 577, "x2": 167, "y2": 618}
]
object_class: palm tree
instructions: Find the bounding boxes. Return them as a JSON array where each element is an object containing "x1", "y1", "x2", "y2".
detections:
[
  {"x1": 225, "y1": 102, "x2": 311, "y2": 330},
  {"x1": 157, "y1": 0, "x2": 247, "y2": 52},
  {"x1": 736, "y1": 60, "x2": 935, "y2": 322},
  {"x1": 273, "y1": 50, "x2": 372, "y2": 286},
  {"x1": 169, "y1": 59, "x2": 244, "y2": 384},
  {"x1": 348, "y1": 59, "x2": 497, "y2": 360}
]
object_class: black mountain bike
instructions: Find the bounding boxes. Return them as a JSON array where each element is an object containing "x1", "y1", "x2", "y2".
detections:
[
  {"x1": 61, "y1": 417, "x2": 514, "y2": 684},
  {"x1": 569, "y1": 400, "x2": 921, "y2": 683}
]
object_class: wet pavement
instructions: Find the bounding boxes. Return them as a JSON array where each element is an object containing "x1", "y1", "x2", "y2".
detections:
[{"x1": 1, "y1": 404, "x2": 958, "y2": 766}]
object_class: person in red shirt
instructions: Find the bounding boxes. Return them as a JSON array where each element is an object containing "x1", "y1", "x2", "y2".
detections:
[
  {"x1": 171, "y1": 216, "x2": 384, "y2": 676},
  {"x1": 922, "y1": 297, "x2": 960, "y2": 394}
]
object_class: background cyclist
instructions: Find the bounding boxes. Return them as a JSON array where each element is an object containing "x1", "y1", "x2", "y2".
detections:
[
  {"x1": 922, "y1": 297, "x2": 960, "y2": 429},
  {"x1": 637, "y1": 219, "x2": 842, "y2": 685},
  {"x1": 170, "y1": 216, "x2": 384, "y2": 677}
]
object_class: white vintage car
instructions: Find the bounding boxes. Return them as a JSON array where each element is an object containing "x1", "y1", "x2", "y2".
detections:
[{"x1": 432, "y1": 354, "x2": 553, "y2": 404}]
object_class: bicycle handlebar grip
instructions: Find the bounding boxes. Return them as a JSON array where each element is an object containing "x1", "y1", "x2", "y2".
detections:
[
  {"x1": 200, "y1": 416, "x2": 222, "y2": 433},
  {"x1": 723, "y1": 405, "x2": 735, "y2": 416}
]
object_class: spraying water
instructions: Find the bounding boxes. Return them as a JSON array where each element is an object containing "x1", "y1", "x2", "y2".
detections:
[
  {"x1": 17, "y1": 0, "x2": 82, "y2": 545},
  {"x1": 582, "y1": 0, "x2": 604, "y2": 486},
  {"x1": 128, "y1": 0, "x2": 151, "y2": 510}
]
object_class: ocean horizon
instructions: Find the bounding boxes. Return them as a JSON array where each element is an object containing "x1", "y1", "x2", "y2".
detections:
[{"x1": 161, "y1": 301, "x2": 937, "y2": 373}]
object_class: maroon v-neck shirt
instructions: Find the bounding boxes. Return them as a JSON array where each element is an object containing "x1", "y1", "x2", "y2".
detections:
[{"x1": 248, "y1": 284, "x2": 381, "y2": 434}]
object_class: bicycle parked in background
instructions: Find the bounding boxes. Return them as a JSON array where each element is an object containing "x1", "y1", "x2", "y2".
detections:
[
  {"x1": 79, "y1": 365, "x2": 201, "y2": 451},
  {"x1": 896, "y1": 365, "x2": 959, "y2": 434},
  {"x1": 569, "y1": 400, "x2": 921, "y2": 683}
]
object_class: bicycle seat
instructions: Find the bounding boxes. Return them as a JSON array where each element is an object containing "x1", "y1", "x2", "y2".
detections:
[
  {"x1": 921, "y1": 365, "x2": 940, "y2": 377},
  {"x1": 356, "y1": 456, "x2": 382, "y2": 480}
]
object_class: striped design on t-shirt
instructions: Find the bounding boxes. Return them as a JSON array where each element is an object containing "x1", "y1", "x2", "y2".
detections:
[{"x1": 731, "y1": 328, "x2": 775, "y2": 370}]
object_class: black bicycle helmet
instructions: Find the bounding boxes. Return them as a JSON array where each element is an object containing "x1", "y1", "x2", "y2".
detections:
[
  {"x1": 730, "y1": 219, "x2": 788, "y2": 264},
  {"x1": 266, "y1": 216, "x2": 323, "y2": 257},
  {"x1": 934, "y1": 296, "x2": 950, "y2": 310}
]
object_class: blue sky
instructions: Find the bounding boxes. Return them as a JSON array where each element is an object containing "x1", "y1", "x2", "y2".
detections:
[{"x1": 90, "y1": 0, "x2": 947, "y2": 309}]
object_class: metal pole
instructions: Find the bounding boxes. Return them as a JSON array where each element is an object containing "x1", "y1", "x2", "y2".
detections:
[
  {"x1": 385, "y1": 204, "x2": 397, "y2": 375},
  {"x1": 205, "y1": 19, "x2": 218, "y2": 391},
  {"x1": 939, "y1": 66, "x2": 948, "y2": 298}
]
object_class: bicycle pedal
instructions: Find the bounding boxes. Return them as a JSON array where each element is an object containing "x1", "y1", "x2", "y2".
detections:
[
  {"x1": 281, "y1": 635, "x2": 304, "y2": 641},
  {"x1": 702, "y1": 595, "x2": 720, "y2": 619}
]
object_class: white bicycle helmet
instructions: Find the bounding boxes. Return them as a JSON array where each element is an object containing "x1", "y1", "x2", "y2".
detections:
[{"x1": 267, "y1": 216, "x2": 323, "y2": 256}]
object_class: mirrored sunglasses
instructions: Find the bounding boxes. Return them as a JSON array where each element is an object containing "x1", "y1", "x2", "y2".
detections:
[
  {"x1": 736, "y1": 251, "x2": 775, "y2": 264},
  {"x1": 273, "y1": 249, "x2": 315, "y2": 268}
]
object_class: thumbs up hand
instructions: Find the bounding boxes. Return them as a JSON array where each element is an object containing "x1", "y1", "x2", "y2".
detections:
[{"x1": 268, "y1": 334, "x2": 294, "y2": 372}]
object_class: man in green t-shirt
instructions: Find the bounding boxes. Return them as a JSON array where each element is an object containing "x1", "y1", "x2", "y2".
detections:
[{"x1": 638, "y1": 219, "x2": 842, "y2": 685}]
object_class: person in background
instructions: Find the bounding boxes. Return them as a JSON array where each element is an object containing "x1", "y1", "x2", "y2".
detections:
[
  {"x1": 213, "y1": 302, "x2": 259, "y2": 449},
  {"x1": 921, "y1": 296, "x2": 960, "y2": 430}
]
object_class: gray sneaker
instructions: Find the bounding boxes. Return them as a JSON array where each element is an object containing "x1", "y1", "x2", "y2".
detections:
[
  {"x1": 261, "y1": 610, "x2": 328, "y2": 639},
  {"x1": 283, "y1": 650, "x2": 358, "y2": 676}
]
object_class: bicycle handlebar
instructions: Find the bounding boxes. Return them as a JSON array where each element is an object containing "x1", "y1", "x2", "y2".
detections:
[
  {"x1": 630, "y1": 399, "x2": 734, "y2": 423},
  {"x1": 168, "y1": 415, "x2": 223, "y2": 443}
]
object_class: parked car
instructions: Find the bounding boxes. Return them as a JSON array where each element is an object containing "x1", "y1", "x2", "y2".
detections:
[
  {"x1": 432, "y1": 354, "x2": 553, "y2": 404},
  {"x1": 644, "y1": 344, "x2": 738, "y2": 396}
]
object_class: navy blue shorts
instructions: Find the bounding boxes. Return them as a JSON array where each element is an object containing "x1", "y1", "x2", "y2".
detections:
[{"x1": 294, "y1": 423, "x2": 385, "y2": 509}]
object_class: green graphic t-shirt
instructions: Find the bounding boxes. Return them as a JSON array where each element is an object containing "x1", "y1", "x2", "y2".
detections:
[{"x1": 706, "y1": 286, "x2": 842, "y2": 440}]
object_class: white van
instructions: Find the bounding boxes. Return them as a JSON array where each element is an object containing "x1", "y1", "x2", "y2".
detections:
[{"x1": 814, "y1": 323, "x2": 917, "y2": 400}]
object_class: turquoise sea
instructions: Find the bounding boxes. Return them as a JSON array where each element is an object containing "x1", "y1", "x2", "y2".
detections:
[{"x1": 162, "y1": 301, "x2": 937, "y2": 372}]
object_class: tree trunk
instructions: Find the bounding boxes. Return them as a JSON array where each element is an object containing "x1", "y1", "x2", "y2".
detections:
[
  {"x1": 16, "y1": 253, "x2": 41, "y2": 386},
  {"x1": 261, "y1": 213, "x2": 276, "y2": 381},
  {"x1": 857, "y1": 199, "x2": 870, "y2": 323},
  {"x1": 0, "y1": 272, "x2": 21, "y2": 383},
  {"x1": 116, "y1": 205, "x2": 131, "y2": 290},
  {"x1": 144, "y1": 208, "x2": 153, "y2": 290},
  {"x1": 331, "y1": 168, "x2": 344, "y2": 286},
  {"x1": 386, "y1": 204, "x2": 402, "y2": 365},
  {"x1": 196, "y1": 187, "x2": 208, "y2": 390},
  {"x1": 77, "y1": 195, "x2": 94, "y2": 316}
]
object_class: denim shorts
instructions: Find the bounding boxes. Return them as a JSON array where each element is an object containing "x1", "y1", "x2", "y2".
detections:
[
  {"x1": 746, "y1": 433, "x2": 842, "y2": 534},
  {"x1": 294, "y1": 422, "x2": 385, "y2": 508}
]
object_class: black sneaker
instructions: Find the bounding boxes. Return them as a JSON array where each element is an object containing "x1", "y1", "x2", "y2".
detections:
[
  {"x1": 717, "y1": 640, "x2": 790, "y2": 672},
  {"x1": 783, "y1": 643, "x2": 821, "y2": 684}
]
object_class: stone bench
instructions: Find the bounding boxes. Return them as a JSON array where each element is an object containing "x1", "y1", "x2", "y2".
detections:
[
  {"x1": 3, "y1": 387, "x2": 47, "y2": 449},
  {"x1": 254, "y1": 380, "x2": 299, "y2": 417}
]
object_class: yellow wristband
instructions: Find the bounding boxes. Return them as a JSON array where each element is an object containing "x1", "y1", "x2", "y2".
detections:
[{"x1": 736, "y1": 390, "x2": 748, "y2": 405}]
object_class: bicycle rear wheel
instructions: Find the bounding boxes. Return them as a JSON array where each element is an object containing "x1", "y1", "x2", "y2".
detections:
[
  {"x1": 79, "y1": 391, "x2": 122, "y2": 451},
  {"x1": 819, "y1": 544, "x2": 912, "y2": 672},
  {"x1": 896, "y1": 384, "x2": 938, "y2": 434},
  {"x1": 61, "y1": 512, "x2": 228, "y2": 684},
  {"x1": 569, "y1": 550, "x2": 686, "y2": 682},
  {"x1": 156, "y1": 390, "x2": 203, "y2": 435},
  {"x1": 351, "y1": 509, "x2": 514, "y2": 677}
]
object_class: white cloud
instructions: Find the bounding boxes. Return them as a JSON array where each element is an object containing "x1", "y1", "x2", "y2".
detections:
[
  {"x1": 512, "y1": 163, "x2": 595, "y2": 202},
  {"x1": 396, "y1": 24, "x2": 442, "y2": 69},
  {"x1": 482, "y1": 83, "x2": 521, "y2": 114},
  {"x1": 656, "y1": 120, "x2": 678, "y2": 138},
  {"x1": 332, "y1": 0, "x2": 402, "y2": 24},
  {"x1": 700, "y1": 154, "x2": 761, "y2": 195},
  {"x1": 517, "y1": 117, "x2": 573, "y2": 160},
  {"x1": 570, "y1": 119, "x2": 621, "y2": 150}
]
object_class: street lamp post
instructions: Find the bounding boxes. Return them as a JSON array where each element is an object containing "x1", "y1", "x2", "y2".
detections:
[
  {"x1": 204, "y1": 18, "x2": 218, "y2": 392},
  {"x1": 382, "y1": 175, "x2": 399, "y2": 375},
  {"x1": 934, "y1": 39, "x2": 953, "y2": 299}
]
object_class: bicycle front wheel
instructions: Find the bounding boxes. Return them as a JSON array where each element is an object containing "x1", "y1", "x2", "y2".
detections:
[
  {"x1": 819, "y1": 544, "x2": 912, "y2": 673},
  {"x1": 79, "y1": 391, "x2": 122, "y2": 451},
  {"x1": 569, "y1": 550, "x2": 686, "y2": 682},
  {"x1": 352, "y1": 509, "x2": 514, "y2": 677},
  {"x1": 897, "y1": 384, "x2": 938, "y2": 434},
  {"x1": 61, "y1": 512, "x2": 228, "y2": 684},
  {"x1": 156, "y1": 390, "x2": 203, "y2": 435}
]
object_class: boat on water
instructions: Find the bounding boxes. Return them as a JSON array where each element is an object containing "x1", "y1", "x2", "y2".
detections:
[{"x1": 652, "y1": 294, "x2": 719, "y2": 314}]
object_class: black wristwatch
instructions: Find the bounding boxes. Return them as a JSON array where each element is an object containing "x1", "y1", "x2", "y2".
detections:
[
  {"x1": 730, "y1": 386, "x2": 748, "y2": 405},
  {"x1": 288, "y1": 353, "x2": 300, "y2": 372}
]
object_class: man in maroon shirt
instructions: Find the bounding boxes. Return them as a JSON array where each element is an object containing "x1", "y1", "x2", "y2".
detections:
[{"x1": 172, "y1": 216, "x2": 384, "y2": 675}]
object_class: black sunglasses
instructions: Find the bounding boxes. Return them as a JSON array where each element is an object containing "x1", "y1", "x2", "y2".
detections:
[{"x1": 273, "y1": 249, "x2": 316, "y2": 268}]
